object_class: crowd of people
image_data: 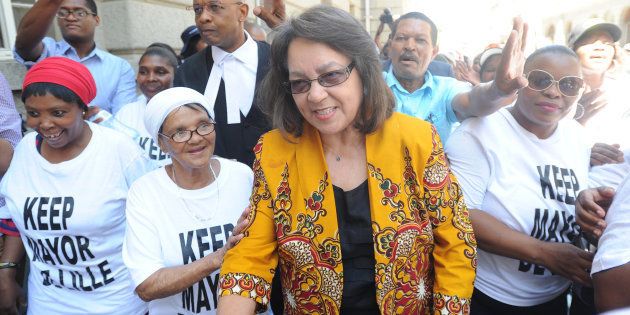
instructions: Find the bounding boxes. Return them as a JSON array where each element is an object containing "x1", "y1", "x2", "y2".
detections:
[{"x1": 0, "y1": 0, "x2": 629, "y2": 314}]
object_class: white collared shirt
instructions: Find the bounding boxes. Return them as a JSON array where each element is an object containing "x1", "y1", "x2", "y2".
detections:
[
  {"x1": 13, "y1": 37, "x2": 137, "y2": 114},
  {"x1": 204, "y1": 31, "x2": 258, "y2": 124}
]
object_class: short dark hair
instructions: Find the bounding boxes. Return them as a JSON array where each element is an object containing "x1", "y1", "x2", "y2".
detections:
[
  {"x1": 391, "y1": 12, "x2": 438, "y2": 46},
  {"x1": 260, "y1": 5, "x2": 395, "y2": 137},
  {"x1": 22, "y1": 82, "x2": 88, "y2": 111},
  {"x1": 525, "y1": 45, "x2": 578, "y2": 69},
  {"x1": 83, "y1": 0, "x2": 98, "y2": 15},
  {"x1": 143, "y1": 43, "x2": 180, "y2": 68}
]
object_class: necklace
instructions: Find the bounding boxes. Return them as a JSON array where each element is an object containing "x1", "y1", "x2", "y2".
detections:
[
  {"x1": 323, "y1": 146, "x2": 342, "y2": 162},
  {"x1": 171, "y1": 160, "x2": 219, "y2": 222}
]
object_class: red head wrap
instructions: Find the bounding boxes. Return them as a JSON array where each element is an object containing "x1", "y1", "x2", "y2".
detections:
[{"x1": 22, "y1": 57, "x2": 97, "y2": 106}]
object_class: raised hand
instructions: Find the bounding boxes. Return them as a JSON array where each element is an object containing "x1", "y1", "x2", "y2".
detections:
[
  {"x1": 454, "y1": 57, "x2": 480, "y2": 86},
  {"x1": 494, "y1": 17, "x2": 528, "y2": 95},
  {"x1": 253, "y1": 0, "x2": 286, "y2": 29},
  {"x1": 576, "y1": 89, "x2": 608, "y2": 124}
]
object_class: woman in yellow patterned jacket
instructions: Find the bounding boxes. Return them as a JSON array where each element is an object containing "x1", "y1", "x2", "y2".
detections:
[{"x1": 217, "y1": 5, "x2": 477, "y2": 315}]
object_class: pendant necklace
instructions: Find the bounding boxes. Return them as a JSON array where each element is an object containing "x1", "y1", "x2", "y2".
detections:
[
  {"x1": 324, "y1": 145, "x2": 342, "y2": 162},
  {"x1": 171, "y1": 160, "x2": 219, "y2": 222}
]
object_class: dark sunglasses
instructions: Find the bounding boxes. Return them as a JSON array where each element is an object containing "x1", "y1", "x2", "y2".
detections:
[
  {"x1": 283, "y1": 62, "x2": 355, "y2": 94},
  {"x1": 525, "y1": 69, "x2": 584, "y2": 97}
]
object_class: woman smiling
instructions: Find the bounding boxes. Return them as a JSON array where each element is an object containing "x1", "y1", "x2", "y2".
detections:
[
  {"x1": 0, "y1": 57, "x2": 152, "y2": 314},
  {"x1": 217, "y1": 6, "x2": 476, "y2": 315},
  {"x1": 446, "y1": 45, "x2": 592, "y2": 314},
  {"x1": 122, "y1": 87, "x2": 252, "y2": 315}
]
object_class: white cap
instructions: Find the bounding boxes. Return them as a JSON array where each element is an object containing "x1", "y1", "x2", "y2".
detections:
[{"x1": 144, "y1": 87, "x2": 215, "y2": 142}]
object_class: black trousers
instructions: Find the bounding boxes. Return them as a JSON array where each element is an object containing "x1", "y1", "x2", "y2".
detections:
[{"x1": 471, "y1": 288, "x2": 568, "y2": 315}]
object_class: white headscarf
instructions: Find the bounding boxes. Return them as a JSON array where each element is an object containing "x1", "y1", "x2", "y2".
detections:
[{"x1": 144, "y1": 87, "x2": 215, "y2": 142}]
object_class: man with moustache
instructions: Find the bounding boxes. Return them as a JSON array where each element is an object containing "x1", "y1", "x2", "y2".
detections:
[
  {"x1": 14, "y1": 0, "x2": 136, "y2": 115},
  {"x1": 174, "y1": 0, "x2": 284, "y2": 167},
  {"x1": 386, "y1": 12, "x2": 527, "y2": 142}
]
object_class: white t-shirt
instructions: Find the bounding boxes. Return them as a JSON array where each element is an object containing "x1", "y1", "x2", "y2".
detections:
[
  {"x1": 0, "y1": 123, "x2": 153, "y2": 315},
  {"x1": 600, "y1": 307, "x2": 630, "y2": 315},
  {"x1": 115, "y1": 95, "x2": 171, "y2": 167},
  {"x1": 445, "y1": 108, "x2": 590, "y2": 306},
  {"x1": 589, "y1": 149, "x2": 630, "y2": 190},
  {"x1": 123, "y1": 157, "x2": 253, "y2": 315},
  {"x1": 582, "y1": 75, "x2": 630, "y2": 150},
  {"x1": 592, "y1": 174, "x2": 630, "y2": 274}
]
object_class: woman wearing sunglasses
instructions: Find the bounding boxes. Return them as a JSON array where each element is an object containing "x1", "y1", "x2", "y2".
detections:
[
  {"x1": 216, "y1": 6, "x2": 477, "y2": 315},
  {"x1": 121, "y1": 87, "x2": 252, "y2": 315},
  {"x1": 445, "y1": 45, "x2": 591, "y2": 315}
]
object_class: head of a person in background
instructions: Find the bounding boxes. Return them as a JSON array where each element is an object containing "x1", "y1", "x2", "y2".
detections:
[
  {"x1": 388, "y1": 12, "x2": 438, "y2": 90},
  {"x1": 512, "y1": 45, "x2": 584, "y2": 138},
  {"x1": 190, "y1": 0, "x2": 248, "y2": 53},
  {"x1": 56, "y1": 0, "x2": 100, "y2": 45},
  {"x1": 21, "y1": 57, "x2": 96, "y2": 151},
  {"x1": 180, "y1": 25, "x2": 207, "y2": 59},
  {"x1": 137, "y1": 43, "x2": 179, "y2": 101},
  {"x1": 568, "y1": 19, "x2": 622, "y2": 75},
  {"x1": 479, "y1": 46, "x2": 503, "y2": 83},
  {"x1": 433, "y1": 53, "x2": 454, "y2": 67},
  {"x1": 261, "y1": 5, "x2": 395, "y2": 138},
  {"x1": 244, "y1": 21, "x2": 267, "y2": 42},
  {"x1": 145, "y1": 87, "x2": 216, "y2": 170}
]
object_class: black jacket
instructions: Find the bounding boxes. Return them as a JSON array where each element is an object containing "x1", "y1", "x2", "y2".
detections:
[{"x1": 174, "y1": 41, "x2": 272, "y2": 167}]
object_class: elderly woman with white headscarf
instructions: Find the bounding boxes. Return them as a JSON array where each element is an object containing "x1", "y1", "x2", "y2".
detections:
[{"x1": 122, "y1": 87, "x2": 252, "y2": 315}]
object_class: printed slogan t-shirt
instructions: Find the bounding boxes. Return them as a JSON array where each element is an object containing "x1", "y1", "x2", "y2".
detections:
[
  {"x1": 445, "y1": 108, "x2": 590, "y2": 307},
  {"x1": 123, "y1": 157, "x2": 253, "y2": 315},
  {"x1": 592, "y1": 174, "x2": 630, "y2": 275},
  {"x1": 0, "y1": 123, "x2": 152, "y2": 315},
  {"x1": 115, "y1": 95, "x2": 171, "y2": 167}
]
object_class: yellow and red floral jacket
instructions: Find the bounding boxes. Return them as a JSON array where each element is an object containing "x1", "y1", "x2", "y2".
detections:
[{"x1": 219, "y1": 113, "x2": 477, "y2": 314}]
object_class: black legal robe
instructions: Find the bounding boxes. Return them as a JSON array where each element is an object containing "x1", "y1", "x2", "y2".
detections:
[{"x1": 174, "y1": 41, "x2": 272, "y2": 167}]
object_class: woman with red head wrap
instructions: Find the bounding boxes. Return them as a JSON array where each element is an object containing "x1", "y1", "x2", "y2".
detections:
[{"x1": 0, "y1": 57, "x2": 153, "y2": 315}]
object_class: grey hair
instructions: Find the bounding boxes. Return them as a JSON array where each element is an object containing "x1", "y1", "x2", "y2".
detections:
[{"x1": 259, "y1": 5, "x2": 395, "y2": 137}]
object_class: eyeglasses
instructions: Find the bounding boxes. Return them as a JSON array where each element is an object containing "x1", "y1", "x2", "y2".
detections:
[
  {"x1": 159, "y1": 123, "x2": 215, "y2": 143},
  {"x1": 525, "y1": 69, "x2": 584, "y2": 97},
  {"x1": 283, "y1": 62, "x2": 355, "y2": 94},
  {"x1": 186, "y1": 1, "x2": 243, "y2": 16},
  {"x1": 56, "y1": 8, "x2": 96, "y2": 19}
]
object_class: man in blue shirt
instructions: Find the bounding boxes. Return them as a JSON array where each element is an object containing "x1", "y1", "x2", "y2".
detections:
[
  {"x1": 14, "y1": 0, "x2": 136, "y2": 114},
  {"x1": 386, "y1": 12, "x2": 526, "y2": 142}
]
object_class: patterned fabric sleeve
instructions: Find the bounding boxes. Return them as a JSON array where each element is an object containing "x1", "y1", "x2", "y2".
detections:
[
  {"x1": 422, "y1": 126, "x2": 477, "y2": 315},
  {"x1": 218, "y1": 136, "x2": 277, "y2": 309},
  {"x1": 0, "y1": 219, "x2": 19, "y2": 236}
]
